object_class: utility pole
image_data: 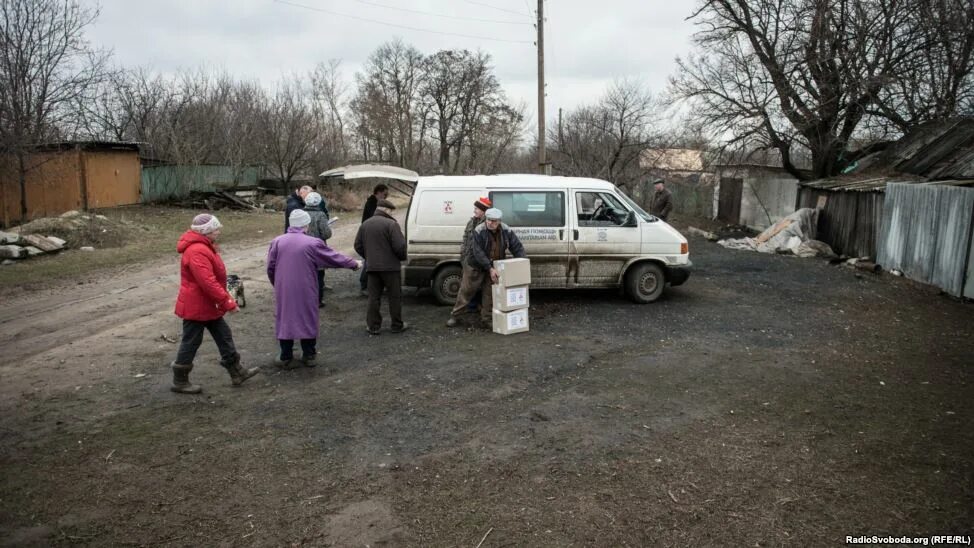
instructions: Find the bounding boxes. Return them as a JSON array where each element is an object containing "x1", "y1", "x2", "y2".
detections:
[
  {"x1": 536, "y1": 0, "x2": 546, "y2": 175},
  {"x1": 558, "y1": 107, "x2": 563, "y2": 150}
]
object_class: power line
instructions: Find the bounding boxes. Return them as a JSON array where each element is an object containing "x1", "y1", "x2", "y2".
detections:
[
  {"x1": 275, "y1": 0, "x2": 533, "y2": 44},
  {"x1": 352, "y1": 0, "x2": 530, "y2": 25},
  {"x1": 465, "y1": 0, "x2": 532, "y2": 18}
]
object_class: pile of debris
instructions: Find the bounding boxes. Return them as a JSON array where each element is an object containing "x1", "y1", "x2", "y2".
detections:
[
  {"x1": 176, "y1": 190, "x2": 260, "y2": 211},
  {"x1": 717, "y1": 208, "x2": 838, "y2": 259},
  {"x1": 0, "y1": 230, "x2": 66, "y2": 264},
  {"x1": 0, "y1": 210, "x2": 127, "y2": 265}
]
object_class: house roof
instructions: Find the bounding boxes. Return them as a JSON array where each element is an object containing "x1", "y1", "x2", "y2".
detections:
[
  {"x1": 852, "y1": 117, "x2": 974, "y2": 180},
  {"x1": 31, "y1": 141, "x2": 142, "y2": 152},
  {"x1": 640, "y1": 148, "x2": 705, "y2": 172},
  {"x1": 802, "y1": 176, "x2": 924, "y2": 191}
]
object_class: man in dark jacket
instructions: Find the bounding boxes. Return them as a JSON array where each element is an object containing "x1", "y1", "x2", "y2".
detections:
[
  {"x1": 359, "y1": 184, "x2": 390, "y2": 292},
  {"x1": 466, "y1": 207, "x2": 526, "y2": 326},
  {"x1": 446, "y1": 196, "x2": 491, "y2": 327},
  {"x1": 284, "y1": 185, "x2": 309, "y2": 231},
  {"x1": 361, "y1": 184, "x2": 389, "y2": 223},
  {"x1": 354, "y1": 199, "x2": 408, "y2": 335},
  {"x1": 648, "y1": 178, "x2": 674, "y2": 221}
]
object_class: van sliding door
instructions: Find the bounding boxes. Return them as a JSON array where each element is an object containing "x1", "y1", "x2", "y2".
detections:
[{"x1": 488, "y1": 190, "x2": 570, "y2": 288}]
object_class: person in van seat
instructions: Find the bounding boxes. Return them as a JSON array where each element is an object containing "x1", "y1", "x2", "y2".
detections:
[
  {"x1": 648, "y1": 178, "x2": 673, "y2": 221},
  {"x1": 354, "y1": 199, "x2": 409, "y2": 335},
  {"x1": 451, "y1": 207, "x2": 526, "y2": 328},
  {"x1": 359, "y1": 184, "x2": 390, "y2": 295},
  {"x1": 446, "y1": 197, "x2": 492, "y2": 326}
]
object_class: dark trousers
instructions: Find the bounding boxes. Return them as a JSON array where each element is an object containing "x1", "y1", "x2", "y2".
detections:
[
  {"x1": 316, "y1": 269, "x2": 325, "y2": 304},
  {"x1": 175, "y1": 318, "x2": 237, "y2": 365},
  {"x1": 367, "y1": 271, "x2": 403, "y2": 331},
  {"x1": 359, "y1": 261, "x2": 368, "y2": 290},
  {"x1": 279, "y1": 339, "x2": 316, "y2": 360}
]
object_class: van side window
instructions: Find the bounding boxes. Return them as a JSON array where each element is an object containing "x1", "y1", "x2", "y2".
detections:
[
  {"x1": 489, "y1": 191, "x2": 565, "y2": 227},
  {"x1": 577, "y1": 192, "x2": 628, "y2": 226}
]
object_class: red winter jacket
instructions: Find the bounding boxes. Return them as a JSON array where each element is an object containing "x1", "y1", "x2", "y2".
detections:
[{"x1": 174, "y1": 230, "x2": 237, "y2": 321}]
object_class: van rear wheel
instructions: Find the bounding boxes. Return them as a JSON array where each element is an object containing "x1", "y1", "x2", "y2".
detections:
[
  {"x1": 432, "y1": 264, "x2": 462, "y2": 306},
  {"x1": 625, "y1": 263, "x2": 665, "y2": 303}
]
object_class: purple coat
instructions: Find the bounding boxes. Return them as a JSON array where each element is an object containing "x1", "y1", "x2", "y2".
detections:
[{"x1": 267, "y1": 228, "x2": 358, "y2": 340}]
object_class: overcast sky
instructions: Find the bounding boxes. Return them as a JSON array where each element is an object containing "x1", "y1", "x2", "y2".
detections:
[{"x1": 89, "y1": 0, "x2": 698, "y2": 128}]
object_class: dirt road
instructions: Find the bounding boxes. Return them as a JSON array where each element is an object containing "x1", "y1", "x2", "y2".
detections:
[{"x1": 0, "y1": 220, "x2": 971, "y2": 546}]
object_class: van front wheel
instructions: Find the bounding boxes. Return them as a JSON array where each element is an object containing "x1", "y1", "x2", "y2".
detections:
[
  {"x1": 625, "y1": 263, "x2": 665, "y2": 303},
  {"x1": 432, "y1": 265, "x2": 462, "y2": 306}
]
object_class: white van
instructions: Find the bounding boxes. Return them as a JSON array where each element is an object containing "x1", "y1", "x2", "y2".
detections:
[{"x1": 320, "y1": 167, "x2": 691, "y2": 304}]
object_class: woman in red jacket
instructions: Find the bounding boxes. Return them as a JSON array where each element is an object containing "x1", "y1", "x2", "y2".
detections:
[{"x1": 171, "y1": 214, "x2": 258, "y2": 393}]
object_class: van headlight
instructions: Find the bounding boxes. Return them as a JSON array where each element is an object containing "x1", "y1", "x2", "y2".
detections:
[{"x1": 680, "y1": 242, "x2": 688, "y2": 254}]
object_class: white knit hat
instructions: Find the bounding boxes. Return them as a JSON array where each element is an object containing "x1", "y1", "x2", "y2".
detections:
[
  {"x1": 485, "y1": 208, "x2": 502, "y2": 220},
  {"x1": 190, "y1": 213, "x2": 222, "y2": 235},
  {"x1": 304, "y1": 192, "x2": 322, "y2": 207},
  {"x1": 289, "y1": 209, "x2": 311, "y2": 228}
]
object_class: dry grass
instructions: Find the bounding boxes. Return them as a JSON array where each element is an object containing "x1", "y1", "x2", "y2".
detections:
[{"x1": 0, "y1": 206, "x2": 282, "y2": 292}]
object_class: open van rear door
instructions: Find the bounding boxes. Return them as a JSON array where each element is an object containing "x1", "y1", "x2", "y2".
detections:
[{"x1": 319, "y1": 164, "x2": 420, "y2": 197}]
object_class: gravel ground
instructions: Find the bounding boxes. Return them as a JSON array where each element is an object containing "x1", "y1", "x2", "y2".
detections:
[{"x1": 0, "y1": 228, "x2": 971, "y2": 547}]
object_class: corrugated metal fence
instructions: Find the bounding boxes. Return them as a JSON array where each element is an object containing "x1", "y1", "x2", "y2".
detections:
[
  {"x1": 877, "y1": 182, "x2": 974, "y2": 298},
  {"x1": 141, "y1": 165, "x2": 260, "y2": 203},
  {"x1": 797, "y1": 187, "x2": 885, "y2": 259}
]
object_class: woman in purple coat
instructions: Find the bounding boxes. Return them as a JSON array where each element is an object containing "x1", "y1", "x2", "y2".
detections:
[{"x1": 267, "y1": 209, "x2": 362, "y2": 368}]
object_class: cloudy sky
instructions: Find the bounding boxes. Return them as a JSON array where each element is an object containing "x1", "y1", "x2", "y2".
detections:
[{"x1": 89, "y1": 0, "x2": 699, "y2": 127}]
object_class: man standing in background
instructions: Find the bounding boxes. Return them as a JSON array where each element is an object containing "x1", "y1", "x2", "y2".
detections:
[
  {"x1": 284, "y1": 184, "x2": 310, "y2": 231},
  {"x1": 648, "y1": 178, "x2": 673, "y2": 221},
  {"x1": 359, "y1": 184, "x2": 389, "y2": 295}
]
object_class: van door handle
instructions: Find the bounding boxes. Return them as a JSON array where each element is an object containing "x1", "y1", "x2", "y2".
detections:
[{"x1": 573, "y1": 229, "x2": 579, "y2": 240}]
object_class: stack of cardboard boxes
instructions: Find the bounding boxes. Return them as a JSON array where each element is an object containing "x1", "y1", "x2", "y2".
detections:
[{"x1": 491, "y1": 258, "x2": 531, "y2": 335}]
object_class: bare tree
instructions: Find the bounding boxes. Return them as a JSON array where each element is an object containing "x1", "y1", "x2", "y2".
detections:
[
  {"x1": 671, "y1": 0, "x2": 974, "y2": 180},
  {"x1": 351, "y1": 40, "x2": 423, "y2": 168},
  {"x1": 310, "y1": 60, "x2": 350, "y2": 173},
  {"x1": 0, "y1": 0, "x2": 109, "y2": 220},
  {"x1": 870, "y1": 1, "x2": 974, "y2": 132},
  {"x1": 419, "y1": 49, "x2": 515, "y2": 174},
  {"x1": 549, "y1": 80, "x2": 661, "y2": 187},
  {"x1": 260, "y1": 78, "x2": 318, "y2": 184}
]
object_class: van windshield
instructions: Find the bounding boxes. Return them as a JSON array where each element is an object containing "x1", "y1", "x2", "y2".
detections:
[{"x1": 618, "y1": 191, "x2": 655, "y2": 222}]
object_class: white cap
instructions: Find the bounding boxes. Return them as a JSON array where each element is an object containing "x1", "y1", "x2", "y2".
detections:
[
  {"x1": 485, "y1": 208, "x2": 502, "y2": 220},
  {"x1": 304, "y1": 192, "x2": 322, "y2": 207},
  {"x1": 289, "y1": 209, "x2": 311, "y2": 228}
]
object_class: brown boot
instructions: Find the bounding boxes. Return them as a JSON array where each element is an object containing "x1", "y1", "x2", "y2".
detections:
[
  {"x1": 221, "y1": 353, "x2": 259, "y2": 386},
  {"x1": 170, "y1": 362, "x2": 202, "y2": 394}
]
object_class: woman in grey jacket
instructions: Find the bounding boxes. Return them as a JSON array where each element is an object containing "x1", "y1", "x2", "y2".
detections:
[{"x1": 303, "y1": 192, "x2": 333, "y2": 307}]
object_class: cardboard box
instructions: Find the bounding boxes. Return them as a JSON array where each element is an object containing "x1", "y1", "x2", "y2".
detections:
[
  {"x1": 493, "y1": 257, "x2": 531, "y2": 286},
  {"x1": 491, "y1": 284, "x2": 529, "y2": 312},
  {"x1": 492, "y1": 307, "x2": 529, "y2": 335}
]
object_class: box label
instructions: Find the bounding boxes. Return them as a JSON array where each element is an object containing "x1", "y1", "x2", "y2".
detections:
[
  {"x1": 507, "y1": 309, "x2": 528, "y2": 329},
  {"x1": 505, "y1": 287, "x2": 527, "y2": 307}
]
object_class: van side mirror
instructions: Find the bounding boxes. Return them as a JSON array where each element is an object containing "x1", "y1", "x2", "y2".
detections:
[{"x1": 624, "y1": 210, "x2": 637, "y2": 227}]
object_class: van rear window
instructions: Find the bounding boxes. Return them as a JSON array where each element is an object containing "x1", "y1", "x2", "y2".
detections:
[{"x1": 489, "y1": 191, "x2": 565, "y2": 227}]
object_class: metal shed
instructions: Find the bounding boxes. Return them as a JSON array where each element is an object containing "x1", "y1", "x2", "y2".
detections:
[
  {"x1": 1, "y1": 142, "x2": 141, "y2": 227},
  {"x1": 795, "y1": 177, "x2": 908, "y2": 259},
  {"x1": 877, "y1": 181, "x2": 974, "y2": 298}
]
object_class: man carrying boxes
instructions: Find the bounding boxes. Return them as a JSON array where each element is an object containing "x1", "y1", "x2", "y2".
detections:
[{"x1": 446, "y1": 207, "x2": 527, "y2": 331}]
